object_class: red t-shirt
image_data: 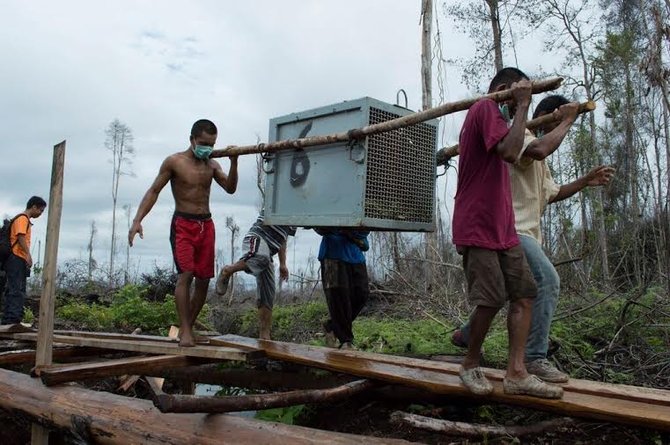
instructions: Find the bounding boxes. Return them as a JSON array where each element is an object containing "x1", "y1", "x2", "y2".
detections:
[{"x1": 452, "y1": 99, "x2": 519, "y2": 250}]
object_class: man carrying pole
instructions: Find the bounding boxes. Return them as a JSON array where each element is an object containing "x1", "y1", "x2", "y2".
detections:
[
  {"x1": 453, "y1": 94, "x2": 615, "y2": 382},
  {"x1": 128, "y1": 119, "x2": 238, "y2": 347},
  {"x1": 452, "y1": 67, "x2": 563, "y2": 399}
]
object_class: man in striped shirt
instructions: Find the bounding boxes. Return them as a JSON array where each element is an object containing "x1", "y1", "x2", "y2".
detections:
[{"x1": 216, "y1": 214, "x2": 296, "y2": 339}]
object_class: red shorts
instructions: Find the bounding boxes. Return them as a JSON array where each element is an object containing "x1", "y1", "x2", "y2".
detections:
[{"x1": 170, "y1": 212, "x2": 215, "y2": 279}]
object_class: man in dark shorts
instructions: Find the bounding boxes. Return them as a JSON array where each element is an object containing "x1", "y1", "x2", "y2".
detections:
[
  {"x1": 215, "y1": 213, "x2": 296, "y2": 340},
  {"x1": 129, "y1": 119, "x2": 238, "y2": 347},
  {"x1": 452, "y1": 67, "x2": 562, "y2": 399}
]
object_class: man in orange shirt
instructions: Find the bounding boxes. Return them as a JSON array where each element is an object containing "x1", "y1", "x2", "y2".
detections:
[{"x1": 1, "y1": 196, "x2": 46, "y2": 326}]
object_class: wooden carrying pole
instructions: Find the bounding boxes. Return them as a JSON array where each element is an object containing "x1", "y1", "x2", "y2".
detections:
[
  {"x1": 210, "y1": 77, "x2": 563, "y2": 159},
  {"x1": 436, "y1": 100, "x2": 596, "y2": 166},
  {"x1": 32, "y1": 140, "x2": 65, "y2": 445}
]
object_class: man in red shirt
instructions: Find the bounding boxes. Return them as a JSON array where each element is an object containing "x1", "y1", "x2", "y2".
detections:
[{"x1": 452, "y1": 68, "x2": 562, "y2": 399}]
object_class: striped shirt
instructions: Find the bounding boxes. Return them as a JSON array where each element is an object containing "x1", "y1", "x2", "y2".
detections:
[{"x1": 247, "y1": 215, "x2": 296, "y2": 255}]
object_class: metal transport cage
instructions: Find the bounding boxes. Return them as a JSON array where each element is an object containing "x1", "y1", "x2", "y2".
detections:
[{"x1": 263, "y1": 97, "x2": 438, "y2": 231}]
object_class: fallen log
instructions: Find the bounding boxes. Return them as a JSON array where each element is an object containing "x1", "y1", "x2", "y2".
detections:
[
  {"x1": 435, "y1": 100, "x2": 596, "y2": 166},
  {"x1": 0, "y1": 368, "x2": 415, "y2": 445},
  {"x1": 210, "y1": 77, "x2": 563, "y2": 159},
  {"x1": 391, "y1": 411, "x2": 577, "y2": 439},
  {"x1": 154, "y1": 379, "x2": 377, "y2": 414}
]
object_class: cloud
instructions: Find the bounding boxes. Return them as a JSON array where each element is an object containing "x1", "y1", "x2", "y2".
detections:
[{"x1": 2, "y1": 0, "x2": 564, "y2": 284}]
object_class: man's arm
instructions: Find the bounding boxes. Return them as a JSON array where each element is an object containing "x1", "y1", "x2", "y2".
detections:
[
  {"x1": 16, "y1": 234, "x2": 32, "y2": 267},
  {"x1": 212, "y1": 156, "x2": 239, "y2": 194},
  {"x1": 550, "y1": 165, "x2": 615, "y2": 203},
  {"x1": 523, "y1": 102, "x2": 579, "y2": 160},
  {"x1": 278, "y1": 240, "x2": 289, "y2": 282},
  {"x1": 128, "y1": 158, "x2": 172, "y2": 246},
  {"x1": 495, "y1": 80, "x2": 532, "y2": 163}
]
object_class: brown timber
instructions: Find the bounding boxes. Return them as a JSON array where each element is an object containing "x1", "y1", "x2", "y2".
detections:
[
  {"x1": 39, "y1": 354, "x2": 205, "y2": 386},
  {"x1": 214, "y1": 335, "x2": 670, "y2": 431},
  {"x1": 154, "y1": 379, "x2": 376, "y2": 414},
  {"x1": 0, "y1": 368, "x2": 417, "y2": 445},
  {"x1": 2, "y1": 332, "x2": 261, "y2": 361},
  {"x1": 0, "y1": 347, "x2": 111, "y2": 366},
  {"x1": 436, "y1": 100, "x2": 597, "y2": 166},
  {"x1": 210, "y1": 77, "x2": 563, "y2": 159}
]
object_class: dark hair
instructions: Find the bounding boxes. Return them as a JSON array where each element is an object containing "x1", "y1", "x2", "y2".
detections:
[
  {"x1": 533, "y1": 94, "x2": 570, "y2": 119},
  {"x1": 190, "y1": 119, "x2": 217, "y2": 138},
  {"x1": 26, "y1": 196, "x2": 47, "y2": 209},
  {"x1": 488, "y1": 67, "x2": 529, "y2": 93}
]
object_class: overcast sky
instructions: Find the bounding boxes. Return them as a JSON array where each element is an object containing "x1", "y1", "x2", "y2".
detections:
[{"x1": 0, "y1": 1, "x2": 560, "y2": 286}]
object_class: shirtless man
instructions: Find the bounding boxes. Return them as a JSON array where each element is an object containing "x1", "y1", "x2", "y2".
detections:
[{"x1": 128, "y1": 119, "x2": 238, "y2": 346}]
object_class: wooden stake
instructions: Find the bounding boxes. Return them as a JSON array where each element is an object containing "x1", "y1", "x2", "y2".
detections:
[
  {"x1": 210, "y1": 77, "x2": 563, "y2": 159},
  {"x1": 32, "y1": 140, "x2": 65, "y2": 445},
  {"x1": 436, "y1": 100, "x2": 596, "y2": 166}
]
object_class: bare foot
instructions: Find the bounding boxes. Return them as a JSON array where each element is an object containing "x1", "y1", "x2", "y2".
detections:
[{"x1": 178, "y1": 329, "x2": 196, "y2": 347}]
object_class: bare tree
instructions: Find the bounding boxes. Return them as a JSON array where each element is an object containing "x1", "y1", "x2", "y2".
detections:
[
  {"x1": 225, "y1": 216, "x2": 240, "y2": 303},
  {"x1": 105, "y1": 119, "x2": 135, "y2": 286},
  {"x1": 123, "y1": 204, "x2": 132, "y2": 285},
  {"x1": 87, "y1": 220, "x2": 97, "y2": 282}
]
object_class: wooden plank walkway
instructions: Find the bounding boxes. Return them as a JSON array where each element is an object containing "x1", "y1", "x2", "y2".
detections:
[
  {"x1": 0, "y1": 331, "x2": 263, "y2": 361},
  {"x1": 214, "y1": 335, "x2": 670, "y2": 431}
]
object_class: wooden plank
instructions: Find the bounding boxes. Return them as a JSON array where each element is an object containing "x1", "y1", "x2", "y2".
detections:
[
  {"x1": 214, "y1": 335, "x2": 670, "y2": 407},
  {"x1": 40, "y1": 355, "x2": 206, "y2": 386},
  {"x1": 0, "y1": 347, "x2": 114, "y2": 366},
  {"x1": 0, "y1": 368, "x2": 417, "y2": 445},
  {"x1": 214, "y1": 335, "x2": 670, "y2": 431},
  {"x1": 53, "y1": 329, "x2": 215, "y2": 345},
  {"x1": 8, "y1": 332, "x2": 262, "y2": 362}
]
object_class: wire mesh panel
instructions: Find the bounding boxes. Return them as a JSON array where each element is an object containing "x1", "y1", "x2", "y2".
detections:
[{"x1": 365, "y1": 108, "x2": 436, "y2": 224}]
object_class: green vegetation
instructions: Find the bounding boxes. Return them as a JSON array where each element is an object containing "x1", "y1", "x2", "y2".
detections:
[
  {"x1": 255, "y1": 405, "x2": 309, "y2": 425},
  {"x1": 56, "y1": 284, "x2": 209, "y2": 333}
]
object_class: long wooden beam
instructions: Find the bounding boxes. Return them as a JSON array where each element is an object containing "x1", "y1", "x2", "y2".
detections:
[
  {"x1": 436, "y1": 100, "x2": 596, "y2": 166},
  {"x1": 214, "y1": 335, "x2": 670, "y2": 431},
  {"x1": 2, "y1": 332, "x2": 262, "y2": 361},
  {"x1": 39, "y1": 354, "x2": 206, "y2": 386},
  {"x1": 0, "y1": 368, "x2": 416, "y2": 445},
  {"x1": 210, "y1": 77, "x2": 563, "y2": 159}
]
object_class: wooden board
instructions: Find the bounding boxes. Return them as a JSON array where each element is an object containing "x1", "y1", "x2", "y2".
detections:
[
  {"x1": 0, "y1": 367, "x2": 417, "y2": 445},
  {"x1": 0, "y1": 347, "x2": 112, "y2": 366},
  {"x1": 39, "y1": 354, "x2": 206, "y2": 386},
  {"x1": 214, "y1": 335, "x2": 670, "y2": 431},
  {"x1": 1, "y1": 332, "x2": 262, "y2": 362}
]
